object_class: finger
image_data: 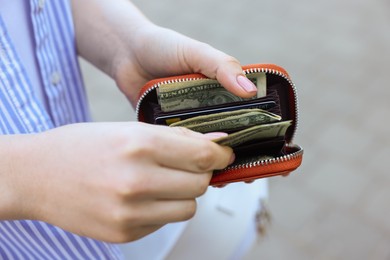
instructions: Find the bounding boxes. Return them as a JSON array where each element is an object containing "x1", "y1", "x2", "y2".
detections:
[
  {"x1": 126, "y1": 164, "x2": 212, "y2": 200},
  {"x1": 218, "y1": 66, "x2": 258, "y2": 98},
  {"x1": 149, "y1": 126, "x2": 234, "y2": 172},
  {"x1": 185, "y1": 42, "x2": 257, "y2": 98},
  {"x1": 202, "y1": 132, "x2": 228, "y2": 140},
  {"x1": 99, "y1": 223, "x2": 163, "y2": 243},
  {"x1": 128, "y1": 199, "x2": 198, "y2": 226},
  {"x1": 123, "y1": 224, "x2": 163, "y2": 242}
]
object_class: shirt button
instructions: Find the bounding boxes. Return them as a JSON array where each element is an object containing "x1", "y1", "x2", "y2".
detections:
[
  {"x1": 51, "y1": 71, "x2": 61, "y2": 86},
  {"x1": 38, "y1": 0, "x2": 46, "y2": 11}
]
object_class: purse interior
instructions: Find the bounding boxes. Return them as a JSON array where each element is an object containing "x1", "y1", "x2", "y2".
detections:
[{"x1": 139, "y1": 73, "x2": 297, "y2": 160}]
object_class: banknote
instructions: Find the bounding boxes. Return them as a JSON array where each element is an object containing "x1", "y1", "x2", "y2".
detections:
[
  {"x1": 248, "y1": 72, "x2": 267, "y2": 98},
  {"x1": 170, "y1": 108, "x2": 275, "y2": 127},
  {"x1": 157, "y1": 75, "x2": 264, "y2": 112},
  {"x1": 154, "y1": 99, "x2": 276, "y2": 125},
  {"x1": 170, "y1": 109, "x2": 281, "y2": 133},
  {"x1": 214, "y1": 120, "x2": 292, "y2": 148}
]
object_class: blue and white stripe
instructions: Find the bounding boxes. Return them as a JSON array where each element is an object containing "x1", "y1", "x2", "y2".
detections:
[{"x1": 0, "y1": 1, "x2": 122, "y2": 258}]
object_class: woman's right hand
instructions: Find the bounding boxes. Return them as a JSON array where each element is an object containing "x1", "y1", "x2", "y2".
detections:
[{"x1": 1, "y1": 122, "x2": 233, "y2": 242}]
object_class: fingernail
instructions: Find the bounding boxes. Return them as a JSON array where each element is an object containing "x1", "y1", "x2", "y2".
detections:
[
  {"x1": 237, "y1": 75, "x2": 257, "y2": 93},
  {"x1": 229, "y1": 153, "x2": 236, "y2": 165},
  {"x1": 204, "y1": 132, "x2": 228, "y2": 140}
]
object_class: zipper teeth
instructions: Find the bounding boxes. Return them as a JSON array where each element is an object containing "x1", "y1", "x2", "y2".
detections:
[
  {"x1": 244, "y1": 67, "x2": 300, "y2": 141},
  {"x1": 135, "y1": 67, "x2": 301, "y2": 168},
  {"x1": 223, "y1": 145, "x2": 303, "y2": 172}
]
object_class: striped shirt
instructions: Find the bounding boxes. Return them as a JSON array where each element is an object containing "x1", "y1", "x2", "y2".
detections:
[{"x1": 0, "y1": 1, "x2": 123, "y2": 258}]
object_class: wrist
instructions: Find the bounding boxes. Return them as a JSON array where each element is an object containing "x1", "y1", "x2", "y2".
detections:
[{"x1": 0, "y1": 134, "x2": 44, "y2": 220}]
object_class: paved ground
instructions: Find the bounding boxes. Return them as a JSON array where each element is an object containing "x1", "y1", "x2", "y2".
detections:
[{"x1": 81, "y1": 0, "x2": 390, "y2": 259}]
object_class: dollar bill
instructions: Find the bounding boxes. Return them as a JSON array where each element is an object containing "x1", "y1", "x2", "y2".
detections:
[
  {"x1": 158, "y1": 78, "x2": 257, "y2": 112},
  {"x1": 214, "y1": 120, "x2": 292, "y2": 148},
  {"x1": 249, "y1": 72, "x2": 267, "y2": 98},
  {"x1": 170, "y1": 108, "x2": 279, "y2": 127},
  {"x1": 170, "y1": 109, "x2": 281, "y2": 133}
]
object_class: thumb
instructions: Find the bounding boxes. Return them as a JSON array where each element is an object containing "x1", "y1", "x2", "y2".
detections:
[{"x1": 185, "y1": 42, "x2": 257, "y2": 98}]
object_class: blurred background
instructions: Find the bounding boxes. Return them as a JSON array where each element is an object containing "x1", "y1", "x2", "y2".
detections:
[{"x1": 80, "y1": 0, "x2": 390, "y2": 259}]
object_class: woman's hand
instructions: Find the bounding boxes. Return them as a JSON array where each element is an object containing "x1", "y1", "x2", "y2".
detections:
[
  {"x1": 1, "y1": 122, "x2": 233, "y2": 243},
  {"x1": 114, "y1": 26, "x2": 258, "y2": 106},
  {"x1": 72, "y1": 0, "x2": 257, "y2": 106}
]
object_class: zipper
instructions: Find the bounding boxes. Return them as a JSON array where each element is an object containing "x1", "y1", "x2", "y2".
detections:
[
  {"x1": 135, "y1": 66, "x2": 302, "y2": 172},
  {"x1": 244, "y1": 67, "x2": 300, "y2": 142},
  {"x1": 219, "y1": 144, "x2": 303, "y2": 174}
]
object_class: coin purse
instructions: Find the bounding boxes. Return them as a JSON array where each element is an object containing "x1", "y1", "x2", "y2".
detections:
[{"x1": 135, "y1": 64, "x2": 303, "y2": 186}]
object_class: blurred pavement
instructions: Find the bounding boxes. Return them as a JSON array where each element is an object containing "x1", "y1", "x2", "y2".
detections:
[{"x1": 81, "y1": 0, "x2": 390, "y2": 259}]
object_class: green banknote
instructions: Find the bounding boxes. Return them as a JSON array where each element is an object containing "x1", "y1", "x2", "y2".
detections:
[
  {"x1": 251, "y1": 72, "x2": 267, "y2": 98},
  {"x1": 213, "y1": 120, "x2": 292, "y2": 148},
  {"x1": 170, "y1": 109, "x2": 281, "y2": 133},
  {"x1": 157, "y1": 73, "x2": 266, "y2": 112}
]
